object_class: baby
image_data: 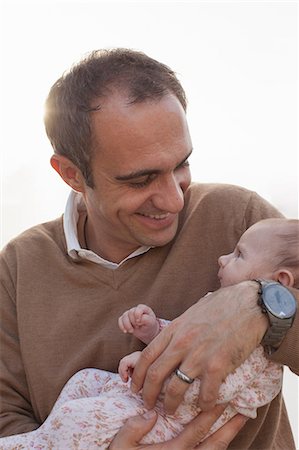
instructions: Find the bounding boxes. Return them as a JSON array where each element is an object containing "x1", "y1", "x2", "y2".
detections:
[{"x1": 1, "y1": 218, "x2": 298, "y2": 449}]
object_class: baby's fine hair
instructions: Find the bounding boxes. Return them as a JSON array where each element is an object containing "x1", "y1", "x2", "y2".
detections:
[{"x1": 262, "y1": 218, "x2": 299, "y2": 287}]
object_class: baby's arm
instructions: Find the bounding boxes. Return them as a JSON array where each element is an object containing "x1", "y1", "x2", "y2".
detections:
[
  {"x1": 216, "y1": 346, "x2": 282, "y2": 418},
  {"x1": 227, "y1": 353, "x2": 283, "y2": 418},
  {"x1": 118, "y1": 304, "x2": 160, "y2": 344},
  {"x1": 176, "y1": 346, "x2": 283, "y2": 440}
]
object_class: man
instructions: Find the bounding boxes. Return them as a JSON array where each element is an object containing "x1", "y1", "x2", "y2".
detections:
[{"x1": 0, "y1": 48, "x2": 297, "y2": 448}]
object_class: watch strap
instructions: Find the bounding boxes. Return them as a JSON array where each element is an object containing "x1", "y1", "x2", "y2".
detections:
[
  {"x1": 254, "y1": 279, "x2": 296, "y2": 353},
  {"x1": 261, "y1": 315, "x2": 294, "y2": 348}
]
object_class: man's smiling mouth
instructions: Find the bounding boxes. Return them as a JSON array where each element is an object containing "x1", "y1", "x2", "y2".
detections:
[{"x1": 139, "y1": 213, "x2": 170, "y2": 220}]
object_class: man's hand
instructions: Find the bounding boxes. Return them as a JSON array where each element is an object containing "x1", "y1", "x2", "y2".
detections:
[
  {"x1": 131, "y1": 281, "x2": 268, "y2": 413},
  {"x1": 109, "y1": 405, "x2": 248, "y2": 449}
]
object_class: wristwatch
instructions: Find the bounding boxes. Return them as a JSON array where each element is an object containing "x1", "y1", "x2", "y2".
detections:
[{"x1": 254, "y1": 279, "x2": 297, "y2": 352}]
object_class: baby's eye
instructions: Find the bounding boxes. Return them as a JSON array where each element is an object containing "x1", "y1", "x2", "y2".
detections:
[{"x1": 234, "y1": 249, "x2": 241, "y2": 258}]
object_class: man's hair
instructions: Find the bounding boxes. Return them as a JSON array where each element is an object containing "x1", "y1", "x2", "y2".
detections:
[{"x1": 44, "y1": 48, "x2": 187, "y2": 187}]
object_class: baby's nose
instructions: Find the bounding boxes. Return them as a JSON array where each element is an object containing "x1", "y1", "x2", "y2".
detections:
[{"x1": 218, "y1": 254, "x2": 227, "y2": 267}]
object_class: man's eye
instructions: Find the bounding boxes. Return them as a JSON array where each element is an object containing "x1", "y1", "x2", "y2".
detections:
[
  {"x1": 177, "y1": 160, "x2": 190, "y2": 169},
  {"x1": 130, "y1": 179, "x2": 150, "y2": 188},
  {"x1": 130, "y1": 174, "x2": 155, "y2": 189}
]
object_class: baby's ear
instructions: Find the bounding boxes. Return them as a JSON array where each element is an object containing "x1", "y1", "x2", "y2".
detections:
[{"x1": 275, "y1": 270, "x2": 294, "y2": 287}]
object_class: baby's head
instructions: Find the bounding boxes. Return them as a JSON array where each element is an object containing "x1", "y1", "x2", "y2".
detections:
[{"x1": 218, "y1": 218, "x2": 299, "y2": 288}]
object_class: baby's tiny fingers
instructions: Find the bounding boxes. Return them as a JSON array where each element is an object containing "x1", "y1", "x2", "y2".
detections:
[
  {"x1": 121, "y1": 313, "x2": 135, "y2": 333},
  {"x1": 118, "y1": 316, "x2": 127, "y2": 333}
]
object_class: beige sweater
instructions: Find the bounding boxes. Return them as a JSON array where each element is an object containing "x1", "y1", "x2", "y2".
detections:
[{"x1": 0, "y1": 183, "x2": 297, "y2": 449}]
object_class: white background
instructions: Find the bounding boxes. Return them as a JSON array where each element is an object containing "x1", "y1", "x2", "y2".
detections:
[{"x1": 0, "y1": 0, "x2": 298, "y2": 445}]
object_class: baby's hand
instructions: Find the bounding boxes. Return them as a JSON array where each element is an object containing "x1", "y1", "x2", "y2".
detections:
[
  {"x1": 118, "y1": 351, "x2": 142, "y2": 382},
  {"x1": 118, "y1": 304, "x2": 160, "y2": 344}
]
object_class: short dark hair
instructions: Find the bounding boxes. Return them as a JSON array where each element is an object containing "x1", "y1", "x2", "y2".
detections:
[{"x1": 44, "y1": 48, "x2": 187, "y2": 186}]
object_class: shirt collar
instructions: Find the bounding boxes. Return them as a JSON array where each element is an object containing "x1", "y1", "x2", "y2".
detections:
[{"x1": 63, "y1": 190, "x2": 151, "y2": 269}]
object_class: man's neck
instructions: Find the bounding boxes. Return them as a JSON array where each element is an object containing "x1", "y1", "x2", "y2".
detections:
[{"x1": 79, "y1": 215, "x2": 140, "y2": 264}]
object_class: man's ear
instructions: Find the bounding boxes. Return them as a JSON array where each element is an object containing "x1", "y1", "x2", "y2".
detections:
[
  {"x1": 50, "y1": 154, "x2": 86, "y2": 193},
  {"x1": 275, "y1": 269, "x2": 294, "y2": 287}
]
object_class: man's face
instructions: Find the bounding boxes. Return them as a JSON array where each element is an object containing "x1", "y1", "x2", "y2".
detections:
[{"x1": 83, "y1": 93, "x2": 192, "y2": 262}]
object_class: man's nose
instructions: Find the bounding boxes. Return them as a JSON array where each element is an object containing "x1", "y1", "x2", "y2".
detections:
[{"x1": 153, "y1": 173, "x2": 185, "y2": 213}]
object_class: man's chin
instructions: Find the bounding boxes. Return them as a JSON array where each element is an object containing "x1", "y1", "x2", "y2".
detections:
[{"x1": 141, "y1": 228, "x2": 178, "y2": 248}]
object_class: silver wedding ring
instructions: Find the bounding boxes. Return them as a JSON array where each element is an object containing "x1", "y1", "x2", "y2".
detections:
[{"x1": 174, "y1": 368, "x2": 194, "y2": 384}]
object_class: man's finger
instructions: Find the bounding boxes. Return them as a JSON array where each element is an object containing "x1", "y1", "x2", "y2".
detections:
[
  {"x1": 197, "y1": 414, "x2": 249, "y2": 449},
  {"x1": 162, "y1": 370, "x2": 195, "y2": 414},
  {"x1": 131, "y1": 328, "x2": 174, "y2": 405},
  {"x1": 172, "y1": 404, "x2": 227, "y2": 449},
  {"x1": 196, "y1": 372, "x2": 223, "y2": 411},
  {"x1": 109, "y1": 410, "x2": 158, "y2": 449}
]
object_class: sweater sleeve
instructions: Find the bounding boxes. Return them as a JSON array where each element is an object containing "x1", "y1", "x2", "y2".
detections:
[
  {"x1": 243, "y1": 190, "x2": 284, "y2": 229},
  {"x1": 0, "y1": 250, "x2": 39, "y2": 437}
]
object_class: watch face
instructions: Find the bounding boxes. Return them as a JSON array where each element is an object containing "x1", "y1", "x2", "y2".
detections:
[{"x1": 264, "y1": 284, "x2": 297, "y2": 319}]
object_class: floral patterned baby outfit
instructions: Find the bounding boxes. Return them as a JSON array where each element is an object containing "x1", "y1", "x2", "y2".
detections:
[{"x1": 0, "y1": 343, "x2": 282, "y2": 449}]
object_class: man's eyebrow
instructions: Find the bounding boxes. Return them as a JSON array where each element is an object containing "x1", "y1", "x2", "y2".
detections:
[
  {"x1": 115, "y1": 168, "x2": 160, "y2": 182},
  {"x1": 115, "y1": 150, "x2": 193, "y2": 181}
]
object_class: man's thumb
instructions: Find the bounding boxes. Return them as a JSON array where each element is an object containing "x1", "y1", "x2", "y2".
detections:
[{"x1": 109, "y1": 410, "x2": 157, "y2": 448}]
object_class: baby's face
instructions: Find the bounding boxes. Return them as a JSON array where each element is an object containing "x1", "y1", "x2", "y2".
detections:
[{"x1": 218, "y1": 223, "x2": 275, "y2": 287}]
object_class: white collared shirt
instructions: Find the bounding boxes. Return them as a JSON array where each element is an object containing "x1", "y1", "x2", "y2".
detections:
[{"x1": 63, "y1": 190, "x2": 151, "y2": 270}]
